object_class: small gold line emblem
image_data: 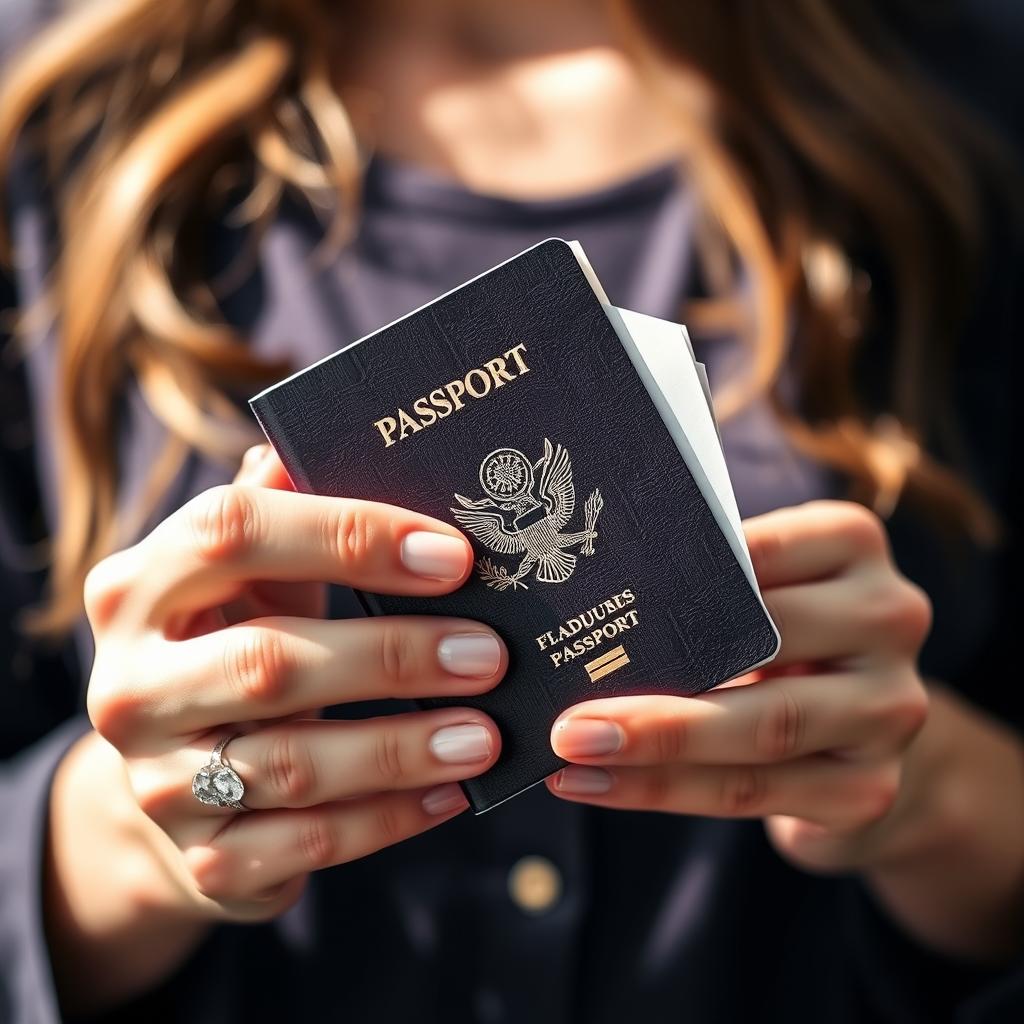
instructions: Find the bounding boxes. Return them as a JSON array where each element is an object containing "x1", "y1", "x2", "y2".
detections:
[
  {"x1": 584, "y1": 644, "x2": 630, "y2": 682},
  {"x1": 588, "y1": 653, "x2": 630, "y2": 683},
  {"x1": 585, "y1": 644, "x2": 626, "y2": 672}
]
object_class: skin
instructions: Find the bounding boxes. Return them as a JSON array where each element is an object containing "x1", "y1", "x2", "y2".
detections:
[
  {"x1": 545, "y1": 505, "x2": 1024, "y2": 961},
  {"x1": 48, "y1": 450, "x2": 508, "y2": 1010},
  {"x1": 43, "y1": 0, "x2": 1024, "y2": 1015}
]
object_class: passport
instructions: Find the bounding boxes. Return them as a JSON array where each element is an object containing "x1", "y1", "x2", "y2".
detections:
[{"x1": 250, "y1": 238, "x2": 779, "y2": 812}]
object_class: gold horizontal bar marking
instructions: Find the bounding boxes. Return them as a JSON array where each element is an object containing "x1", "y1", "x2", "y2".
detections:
[
  {"x1": 587, "y1": 653, "x2": 630, "y2": 683},
  {"x1": 584, "y1": 644, "x2": 626, "y2": 673}
]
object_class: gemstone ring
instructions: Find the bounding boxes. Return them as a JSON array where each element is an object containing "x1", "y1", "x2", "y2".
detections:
[{"x1": 191, "y1": 734, "x2": 247, "y2": 810}]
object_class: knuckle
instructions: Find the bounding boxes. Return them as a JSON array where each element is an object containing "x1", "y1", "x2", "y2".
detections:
[
  {"x1": 264, "y1": 730, "x2": 317, "y2": 806},
  {"x1": 297, "y1": 812, "x2": 340, "y2": 871},
  {"x1": 373, "y1": 802, "x2": 404, "y2": 847},
  {"x1": 859, "y1": 577, "x2": 933, "y2": 651},
  {"x1": 377, "y1": 622, "x2": 418, "y2": 690},
  {"x1": 82, "y1": 562, "x2": 107, "y2": 621},
  {"x1": 858, "y1": 763, "x2": 902, "y2": 824},
  {"x1": 82, "y1": 553, "x2": 130, "y2": 628},
  {"x1": 650, "y1": 720, "x2": 685, "y2": 765},
  {"x1": 895, "y1": 581, "x2": 933, "y2": 648},
  {"x1": 85, "y1": 676, "x2": 116, "y2": 738},
  {"x1": 638, "y1": 769, "x2": 674, "y2": 811},
  {"x1": 86, "y1": 670, "x2": 145, "y2": 747},
  {"x1": 223, "y1": 628, "x2": 290, "y2": 705},
  {"x1": 330, "y1": 503, "x2": 375, "y2": 567},
  {"x1": 835, "y1": 502, "x2": 887, "y2": 553},
  {"x1": 188, "y1": 485, "x2": 259, "y2": 564},
  {"x1": 754, "y1": 687, "x2": 806, "y2": 761},
  {"x1": 885, "y1": 672, "x2": 930, "y2": 743},
  {"x1": 721, "y1": 765, "x2": 768, "y2": 816},
  {"x1": 372, "y1": 725, "x2": 407, "y2": 786}
]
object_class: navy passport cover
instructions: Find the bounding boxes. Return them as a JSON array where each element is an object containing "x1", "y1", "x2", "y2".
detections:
[{"x1": 251, "y1": 239, "x2": 777, "y2": 812}]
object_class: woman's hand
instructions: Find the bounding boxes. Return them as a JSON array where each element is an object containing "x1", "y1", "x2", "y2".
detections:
[
  {"x1": 85, "y1": 445, "x2": 506, "y2": 911},
  {"x1": 546, "y1": 500, "x2": 1024, "y2": 959},
  {"x1": 546, "y1": 501, "x2": 933, "y2": 871},
  {"x1": 47, "y1": 446, "x2": 505, "y2": 1011}
]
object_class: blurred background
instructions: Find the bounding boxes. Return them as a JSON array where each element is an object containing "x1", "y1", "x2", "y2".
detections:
[{"x1": 0, "y1": 2, "x2": 1022, "y2": 1021}]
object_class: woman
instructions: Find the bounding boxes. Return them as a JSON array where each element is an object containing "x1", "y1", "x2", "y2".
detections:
[{"x1": 1, "y1": 0, "x2": 1022, "y2": 1021}]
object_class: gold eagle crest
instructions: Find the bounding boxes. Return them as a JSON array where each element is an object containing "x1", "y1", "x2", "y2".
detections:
[{"x1": 450, "y1": 439, "x2": 604, "y2": 591}]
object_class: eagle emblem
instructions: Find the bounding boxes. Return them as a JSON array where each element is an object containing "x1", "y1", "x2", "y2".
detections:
[{"x1": 450, "y1": 439, "x2": 605, "y2": 591}]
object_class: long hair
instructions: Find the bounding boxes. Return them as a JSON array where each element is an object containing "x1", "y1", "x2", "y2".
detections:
[{"x1": 0, "y1": 0, "x2": 1005, "y2": 632}]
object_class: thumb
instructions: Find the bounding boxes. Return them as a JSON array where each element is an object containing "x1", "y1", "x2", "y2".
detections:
[{"x1": 233, "y1": 443, "x2": 295, "y2": 490}]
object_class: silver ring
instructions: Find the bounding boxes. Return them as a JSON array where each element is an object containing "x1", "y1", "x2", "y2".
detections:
[{"x1": 192, "y1": 734, "x2": 247, "y2": 810}]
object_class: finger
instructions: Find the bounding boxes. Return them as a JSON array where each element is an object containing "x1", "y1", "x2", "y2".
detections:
[
  {"x1": 547, "y1": 756, "x2": 901, "y2": 831},
  {"x1": 107, "y1": 615, "x2": 507, "y2": 738},
  {"x1": 159, "y1": 711, "x2": 499, "y2": 819},
  {"x1": 550, "y1": 669, "x2": 927, "y2": 766},
  {"x1": 763, "y1": 572, "x2": 933, "y2": 667},
  {"x1": 134, "y1": 485, "x2": 474, "y2": 624},
  {"x1": 764, "y1": 814, "x2": 883, "y2": 872},
  {"x1": 234, "y1": 445, "x2": 272, "y2": 485},
  {"x1": 183, "y1": 785, "x2": 469, "y2": 902},
  {"x1": 744, "y1": 501, "x2": 889, "y2": 589},
  {"x1": 218, "y1": 447, "x2": 319, "y2": 625},
  {"x1": 233, "y1": 444, "x2": 294, "y2": 490}
]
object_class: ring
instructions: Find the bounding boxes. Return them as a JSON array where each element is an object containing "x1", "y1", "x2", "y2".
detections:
[{"x1": 192, "y1": 734, "x2": 247, "y2": 810}]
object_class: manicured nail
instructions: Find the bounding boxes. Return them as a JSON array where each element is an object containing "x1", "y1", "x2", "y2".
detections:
[
  {"x1": 422, "y1": 782, "x2": 468, "y2": 815},
  {"x1": 429, "y1": 723, "x2": 492, "y2": 764},
  {"x1": 437, "y1": 633, "x2": 501, "y2": 677},
  {"x1": 552, "y1": 719, "x2": 624, "y2": 758},
  {"x1": 554, "y1": 766, "x2": 614, "y2": 795},
  {"x1": 401, "y1": 531, "x2": 468, "y2": 580}
]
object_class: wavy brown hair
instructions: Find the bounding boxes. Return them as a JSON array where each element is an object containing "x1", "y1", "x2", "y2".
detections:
[{"x1": 0, "y1": 0, "x2": 1005, "y2": 632}]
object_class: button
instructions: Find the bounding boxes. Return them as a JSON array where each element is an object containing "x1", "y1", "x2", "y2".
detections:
[{"x1": 507, "y1": 855, "x2": 562, "y2": 914}]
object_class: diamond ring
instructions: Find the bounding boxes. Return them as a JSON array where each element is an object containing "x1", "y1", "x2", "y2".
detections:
[{"x1": 192, "y1": 734, "x2": 246, "y2": 810}]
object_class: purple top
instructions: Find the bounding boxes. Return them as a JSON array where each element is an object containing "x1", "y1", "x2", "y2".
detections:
[{"x1": 2, "y1": 2, "x2": 1022, "y2": 1021}]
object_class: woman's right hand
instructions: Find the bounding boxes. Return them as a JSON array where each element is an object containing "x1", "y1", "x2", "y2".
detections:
[{"x1": 81, "y1": 446, "x2": 505, "y2": 923}]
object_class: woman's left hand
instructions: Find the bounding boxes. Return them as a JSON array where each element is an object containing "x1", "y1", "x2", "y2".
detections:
[{"x1": 546, "y1": 500, "x2": 935, "y2": 873}]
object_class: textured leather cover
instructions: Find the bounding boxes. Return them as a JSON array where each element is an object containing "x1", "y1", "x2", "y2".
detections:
[{"x1": 250, "y1": 239, "x2": 778, "y2": 812}]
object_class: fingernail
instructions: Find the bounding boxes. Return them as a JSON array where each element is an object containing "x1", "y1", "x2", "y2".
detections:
[
  {"x1": 437, "y1": 633, "x2": 501, "y2": 677},
  {"x1": 238, "y1": 444, "x2": 271, "y2": 479},
  {"x1": 401, "y1": 531, "x2": 468, "y2": 581},
  {"x1": 241, "y1": 445, "x2": 266, "y2": 471},
  {"x1": 422, "y1": 782, "x2": 468, "y2": 815},
  {"x1": 429, "y1": 723, "x2": 493, "y2": 764},
  {"x1": 552, "y1": 719, "x2": 624, "y2": 758},
  {"x1": 554, "y1": 766, "x2": 614, "y2": 795}
]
